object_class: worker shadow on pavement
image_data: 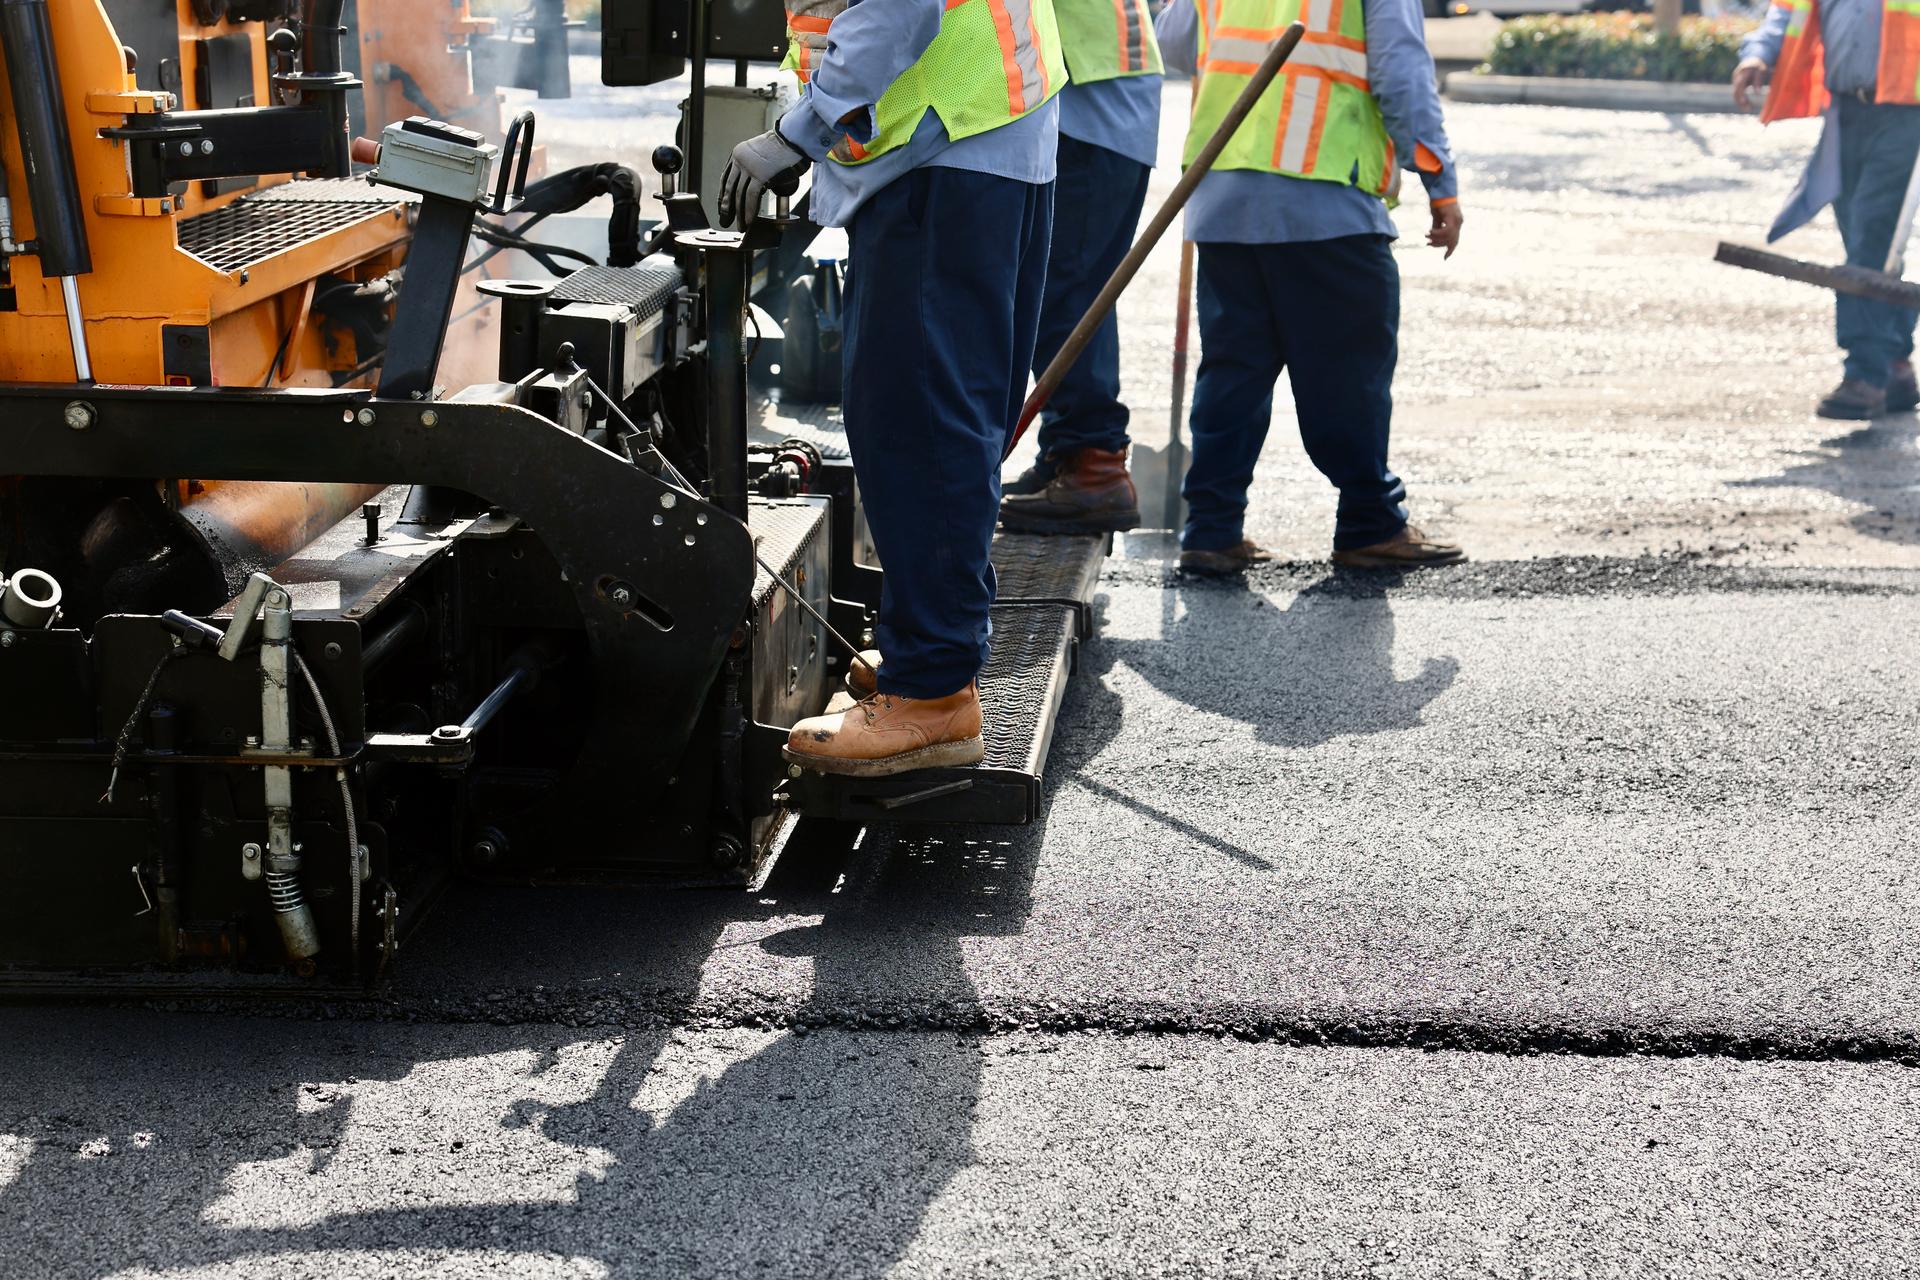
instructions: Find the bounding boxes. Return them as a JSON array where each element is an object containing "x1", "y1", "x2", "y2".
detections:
[
  {"x1": 1736, "y1": 413, "x2": 1920, "y2": 548},
  {"x1": 0, "y1": 816, "x2": 1044, "y2": 1278},
  {"x1": 1099, "y1": 573, "x2": 1459, "y2": 752}
]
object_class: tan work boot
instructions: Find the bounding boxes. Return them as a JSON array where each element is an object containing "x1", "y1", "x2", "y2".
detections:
[
  {"x1": 785, "y1": 684, "x2": 985, "y2": 777},
  {"x1": 1178, "y1": 539, "x2": 1275, "y2": 577},
  {"x1": 998, "y1": 446, "x2": 1141, "y2": 534},
  {"x1": 1330, "y1": 525, "x2": 1466, "y2": 569},
  {"x1": 845, "y1": 649, "x2": 883, "y2": 699}
]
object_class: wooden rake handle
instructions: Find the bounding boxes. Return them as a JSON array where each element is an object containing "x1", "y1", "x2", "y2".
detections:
[{"x1": 1004, "y1": 21, "x2": 1307, "y2": 462}]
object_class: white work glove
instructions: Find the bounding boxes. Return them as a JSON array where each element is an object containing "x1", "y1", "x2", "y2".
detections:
[{"x1": 717, "y1": 126, "x2": 811, "y2": 229}]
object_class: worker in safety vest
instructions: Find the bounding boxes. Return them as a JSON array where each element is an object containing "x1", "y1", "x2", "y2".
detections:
[
  {"x1": 998, "y1": 0, "x2": 1163, "y2": 534},
  {"x1": 718, "y1": 0, "x2": 1065, "y2": 775},
  {"x1": 1156, "y1": 0, "x2": 1466, "y2": 573},
  {"x1": 1736, "y1": 0, "x2": 1920, "y2": 419}
]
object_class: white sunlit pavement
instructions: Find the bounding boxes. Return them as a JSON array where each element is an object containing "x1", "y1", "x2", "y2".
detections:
[{"x1": 5, "y1": 81, "x2": 1920, "y2": 1280}]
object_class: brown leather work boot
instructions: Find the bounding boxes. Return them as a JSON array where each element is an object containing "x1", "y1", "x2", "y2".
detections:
[
  {"x1": 1330, "y1": 525, "x2": 1466, "y2": 569},
  {"x1": 1178, "y1": 539, "x2": 1275, "y2": 577},
  {"x1": 785, "y1": 684, "x2": 985, "y2": 777},
  {"x1": 845, "y1": 649, "x2": 883, "y2": 699},
  {"x1": 999, "y1": 446, "x2": 1141, "y2": 534},
  {"x1": 1888, "y1": 361, "x2": 1918, "y2": 413},
  {"x1": 1817, "y1": 379, "x2": 1888, "y2": 421}
]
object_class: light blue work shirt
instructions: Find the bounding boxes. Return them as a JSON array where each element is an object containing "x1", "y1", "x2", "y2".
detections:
[
  {"x1": 1741, "y1": 0, "x2": 1881, "y2": 96},
  {"x1": 775, "y1": 0, "x2": 1061, "y2": 227},
  {"x1": 1741, "y1": 0, "x2": 1890, "y2": 240},
  {"x1": 1155, "y1": 0, "x2": 1458, "y2": 244},
  {"x1": 1059, "y1": 74, "x2": 1164, "y2": 168}
]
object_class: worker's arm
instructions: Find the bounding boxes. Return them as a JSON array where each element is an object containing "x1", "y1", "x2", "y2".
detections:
[
  {"x1": 1739, "y1": 3, "x2": 1790, "y2": 69},
  {"x1": 1154, "y1": 0, "x2": 1200, "y2": 79},
  {"x1": 1365, "y1": 0, "x2": 1455, "y2": 205},
  {"x1": 1364, "y1": 0, "x2": 1461, "y2": 255},
  {"x1": 1733, "y1": 1, "x2": 1788, "y2": 108},
  {"x1": 779, "y1": 0, "x2": 947, "y2": 159}
]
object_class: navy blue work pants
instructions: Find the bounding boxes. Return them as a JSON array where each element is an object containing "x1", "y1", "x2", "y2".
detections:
[
  {"x1": 843, "y1": 167, "x2": 1054, "y2": 698},
  {"x1": 1185, "y1": 235, "x2": 1409, "y2": 553},
  {"x1": 1031, "y1": 136, "x2": 1152, "y2": 456},
  {"x1": 1835, "y1": 96, "x2": 1920, "y2": 386}
]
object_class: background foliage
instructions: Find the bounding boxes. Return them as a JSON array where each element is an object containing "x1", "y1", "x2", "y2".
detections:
[{"x1": 1482, "y1": 13, "x2": 1754, "y2": 83}]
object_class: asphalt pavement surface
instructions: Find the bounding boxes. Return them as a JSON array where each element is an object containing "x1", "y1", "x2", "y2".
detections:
[{"x1": 5, "y1": 75, "x2": 1919, "y2": 1279}]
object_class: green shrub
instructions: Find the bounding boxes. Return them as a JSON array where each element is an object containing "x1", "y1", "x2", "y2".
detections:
[{"x1": 1481, "y1": 13, "x2": 1753, "y2": 84}]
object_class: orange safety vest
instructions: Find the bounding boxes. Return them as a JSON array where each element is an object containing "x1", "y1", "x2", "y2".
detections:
[{"x1": 1761, "y1": 0, "x2": 1920, "y2": 123}]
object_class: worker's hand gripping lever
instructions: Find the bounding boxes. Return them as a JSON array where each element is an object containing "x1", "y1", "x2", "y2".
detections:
[
  {"x1": 1004, "y1": 23, "x2": 1305, "y2": 462},
  {"x1": 363, "y1": 111, "x2": 537, "y2": 401}
]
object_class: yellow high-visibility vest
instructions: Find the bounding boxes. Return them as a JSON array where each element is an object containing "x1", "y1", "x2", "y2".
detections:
[
  {"x1": 784, "y1": 0, "x2": 1068, "y2": 164},
  {"x1": 1055, "y1": 0, "x2": 1162, "y2": 85},
  {"x1": 1184, "y1": 0, "x2": 1393, "y2": 198}
]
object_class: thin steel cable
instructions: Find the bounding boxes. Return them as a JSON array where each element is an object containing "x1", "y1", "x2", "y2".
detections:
[{"x1": 580, "y1": 371, "x2": 876, "y2": 684}]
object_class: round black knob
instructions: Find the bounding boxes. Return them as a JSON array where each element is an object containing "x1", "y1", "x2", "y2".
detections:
[
  {"x1": 652, "y1": 145, "x2": 684, "y2": 176},
  {"x1": 267, "y1": 27, "x2": 299, "y2": 55}
]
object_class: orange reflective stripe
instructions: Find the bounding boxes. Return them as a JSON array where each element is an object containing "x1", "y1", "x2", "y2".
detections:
[
  {"x1": 1269, "y1": 74, "x2": 1300, "y2": 170},
  {"x1": 1300, "y1": 88, "x2": 1330, "y2": 172},
  {"x1": 986, "y1": 0, "x2": 1029, "y2": 114},
  {"x1": 1377, "y1": 136, "x2": 1394, "y2": 194}
]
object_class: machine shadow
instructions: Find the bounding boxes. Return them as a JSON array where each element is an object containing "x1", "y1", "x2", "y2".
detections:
[
  {"x1": 0, "y1": 813, "x2": 1045, "y2": 1278},
  {"x1": 1098, "y1": 573, "x2": 1458, "y2": 751},
  {"x1": 1737, "y1": 414, "x2": 1920, "y2": 547}
]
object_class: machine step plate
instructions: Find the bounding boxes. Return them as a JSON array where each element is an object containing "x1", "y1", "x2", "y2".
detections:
[
  {"x1": 991, "y1": 529, "x2": 1108, "y2": 640},
  {"x1": 786, "y1": 602, "x2": 1079, "y2": 826}
]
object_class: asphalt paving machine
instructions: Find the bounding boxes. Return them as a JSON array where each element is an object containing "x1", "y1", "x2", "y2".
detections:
[{"x1": 0, "y1": 0, "x2": 1104, "y2": 984}]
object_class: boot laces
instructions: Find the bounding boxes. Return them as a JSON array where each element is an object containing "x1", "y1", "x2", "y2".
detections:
[{"x1": 858, "y1": 692, "x2": 897, "y2": 725}]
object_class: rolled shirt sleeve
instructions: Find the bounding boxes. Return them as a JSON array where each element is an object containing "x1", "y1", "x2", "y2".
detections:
[
  {"x1": 777, "y1": 0, "x2": 946, "y2": 161},
  {"x1": 1740, "y1": 2, "x2": 1790, "y2": 68},
  {"x1": 1364, "y1": 0, "x2": 1458, "y2": 202}
]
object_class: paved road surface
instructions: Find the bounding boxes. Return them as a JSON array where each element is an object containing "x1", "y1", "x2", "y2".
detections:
[{"x1": 3, "y1": 81, "x2": 1917, "y2": 1279}]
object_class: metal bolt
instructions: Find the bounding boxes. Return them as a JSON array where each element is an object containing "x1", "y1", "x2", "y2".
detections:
[
  {"x1": 659, "y1": 493, "x2": 676, "y2": 509},
  {"x1": 178, "y1": 141, "x2": 193, "y2": 157},
  {"x1": 265, "y1": 590, "x2": 289, "y2": 609},
  {"x1": 324, "y1": 641, "x2": 343, "y2": 660},
  {"x1": 472, "y1": 839, "x2": 499, "y2": 864},
  {"x1": 242, "y1": 843, "x2": 261, "y2": 861},
  {"x1": 355, "y1": 407, "x2": 376, "y2": 426},
  {"x1": 788, "y1": 764, "x2": 802, "y2": 778},
  {"x1": 684, "y1": 534, "x2": 696, "y2": 547},
  {"x1": 62, "y1": 400, "x2": 94, "y2": 431},
  {"x1": 431, "y1": 725, "x2": 464, "y2": 741},
  {"x1": 696, "y1": 513, "x2": 708, "y2": 526},
  {"x1": 239, "y1": 270, "x2": 249, "y2": 284},
  {"x1": 199, "y1": 139, "x2": 214, "y2": 155},
  {"x1": 0, "y1": 632, "x2": 14, "y2": 649},
  {"x1": 610, "y1": 585, "x2": 633, "y2": 608},
  {"x1": 652, "y1": 514, "x2": 664, "y2": 526},
  {"x1": 244, "y1": 735, "x2": 260, "y2": 748},
  {"x1": 420, "y1": 409, "x2": 439, "y2": 427}
]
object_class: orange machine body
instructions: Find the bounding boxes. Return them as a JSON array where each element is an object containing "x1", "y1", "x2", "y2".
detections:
[{"x1": 0, "y1": 1, "x2": 515, "y2": 568}]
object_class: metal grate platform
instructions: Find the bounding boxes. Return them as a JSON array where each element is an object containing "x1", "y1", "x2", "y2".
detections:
[
  {"x1": 785, "y1": 602, "x2": 1077, "y2": 825},
  {"x1": 991, "y1": 530, "x2": 1108, "y2": 640},
  {"x1": 749, "y1": 497, "x2": 829, "y2": 607},
  {"x1": 177, "y1": 179, "x2": 406, "y2": 273},
  {"x1": 551, "y1": 264, "x2": 682, "y2": 320},
  {"x1": 752, "y1": 394, "x2": 849, "y2": 459}
]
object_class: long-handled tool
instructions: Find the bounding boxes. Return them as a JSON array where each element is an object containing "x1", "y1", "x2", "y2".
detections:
[
  {"x1": 1003, "y1": 22, "x2": 1306, "y2": 463},
  {"x1": 1715, "y1": 150, "x2": 1920, "y2": 308}
]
